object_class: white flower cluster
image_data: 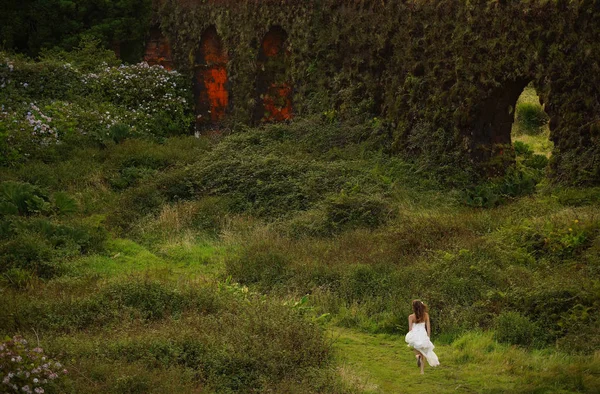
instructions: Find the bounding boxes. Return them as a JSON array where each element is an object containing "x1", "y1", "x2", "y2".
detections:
[
  {"x1": 2, "y1": 57, "x2": 192, "y2": 147},
  {"x1": 25, "y1": 104, "x2": 58, "y2": 144},
  {"x1": 95, "y1": 62, "x2": 188, "y2": 114},
  {"x1": 0, "y1": 336, "x2": 67, "y2": 393},
  {"x1": 0, "y1": 58, "x2": 14, "y2": 88}
]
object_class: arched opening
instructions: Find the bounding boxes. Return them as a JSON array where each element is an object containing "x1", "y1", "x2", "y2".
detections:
[
  {"x1": 194, "y1": 27, "x2": 229, "y2": 130},
  {"x1": 254, "y1": 26, "x2": 293, "y2": 124},
  {"x1": 511, "y1": 83, "x2": 553, "y2": 159},
  {"x1": 143, "y1": 26, "x2": 173, "y2": 70},
  {"x1": 473, "y1": 79, "x2": 553, "y2": 175}
]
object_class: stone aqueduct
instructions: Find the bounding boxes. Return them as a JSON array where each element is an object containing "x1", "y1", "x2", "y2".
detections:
[{"x1": 142, "y1": 0, "x2": 600, "y2": 184}]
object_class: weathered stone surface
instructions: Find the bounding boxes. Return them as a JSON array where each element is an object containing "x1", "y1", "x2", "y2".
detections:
[
  {"x1": 144, "y1": 26, "x2": 173, "y2": 70},
  {"x1": 151, "y1": 0, "x2": 600, "y2": 184}
]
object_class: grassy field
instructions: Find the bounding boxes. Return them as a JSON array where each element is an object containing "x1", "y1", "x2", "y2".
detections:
[
  {"x1": 333, "y1": 328, "x2": 600, "y2": 393},
  {"x1": 2, "y1": 54, "x2": 600, "y2": 393},
  {"x1": 512, "y1": 85, "x2": 553, "y2": 157}
]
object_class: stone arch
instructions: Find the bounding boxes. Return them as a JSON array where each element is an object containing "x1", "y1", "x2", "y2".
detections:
[
  {"x1": 194, "y1": 26, "x2": 229, "y2": 129},
  {"x1": 471, "y1": 78, "x2": 531, "y2": 174},
  {"x1": 143, "y1": 26, "x2": 173, "y2": 70},
  {"x1": 254, "y1": 26, "x2": 293, "y2": 124}
]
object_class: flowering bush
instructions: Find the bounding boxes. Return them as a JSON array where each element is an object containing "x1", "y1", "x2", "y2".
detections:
[
  {"x1": 0, "y1": 336, "x2": 67, "y2": 393},
  {"x1": 0, "y1": 51, "x2": 193, "y2": 163}
]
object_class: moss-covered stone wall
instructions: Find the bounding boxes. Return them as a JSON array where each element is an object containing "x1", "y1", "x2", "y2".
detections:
[{"x1": 153, "y1": 0, "x2": 600, "y2": 185}]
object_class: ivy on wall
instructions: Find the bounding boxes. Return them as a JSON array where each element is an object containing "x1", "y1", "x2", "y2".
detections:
[{"x1": 155, "y1": 0, "x2": 600, "y2": 185}]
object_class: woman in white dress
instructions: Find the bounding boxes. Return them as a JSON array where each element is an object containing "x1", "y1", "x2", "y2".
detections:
[{"x1": 405, "y1": 299, "x2": 440, "y2": 374}]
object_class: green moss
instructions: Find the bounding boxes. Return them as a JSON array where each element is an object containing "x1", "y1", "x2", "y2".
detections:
[{"x1": 155, "y1": 0, "x2": 600, "y2": 185}]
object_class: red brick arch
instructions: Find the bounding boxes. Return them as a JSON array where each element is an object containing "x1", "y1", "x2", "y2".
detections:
[
  {"x1": 254, "y1": 26, "x2": 293, "y2": 124},
  {"x1": 194, "y1": 26, "x2": 229, "y2": 129}
]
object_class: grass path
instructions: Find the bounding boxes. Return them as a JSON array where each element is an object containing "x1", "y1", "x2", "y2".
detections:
[
  {"x1": 332, "y1": 328, "x2": 519, "y2": 394},
  {"x1": 48, "y1": 237, "x2": 598, "y2": 393}
]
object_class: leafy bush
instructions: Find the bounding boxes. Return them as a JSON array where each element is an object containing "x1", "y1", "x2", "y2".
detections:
[
  {"x1": 523, "y1": 154, "x2": 549, "y2": 170},
  {"x1": 554, "y1": 187, "x2": 600, "y2": 207},
  {"x1": 513, "y1": 140, "x2": 534, "y2": 157},
  {"x1": 513, "y1": 141, "x2": 549, "y2": 170},
  {"x1": 511, "y1": 219, "x2": 598, "y2": 261},
  {"x1": 78, "y1": 297, "x2": 333, "y2": 393},
  {"x1": 0, "y1": 52, "x2": 193, "y2": 162},
  {"x1": 109, "y1": 166, "x2": 157, "y2": 190},
  {"x1": 514, "y1": 102, "x2": 549, "y2": 136},
  {"x1": 0, "y1": 182, "x2": 51, "y2": 216},
  {"x1": 494, "y1": 311, "x2": 541, "y2": 347},
  {"x1": 1, "y1": 1, "x2": 152, "y2": 59},
  {"x1": 0, "y1": 234, "x2": 57, "y2": 278},
  {"x1": 2, "y1": 280, "x2": 222, "y2": 332},
  {"x1": 0, "y1": 268, "x2": 37, "y2": 290},
  {"x1": 0, "y1": 336, "x2": 68, "y2": 393},
  {"x1": 462, "y1": 165, "x2": 540, "y2": 208},
  {"x1": 338, "y1": 264, "x2": 393, "y2": 302},
  {"x1": 0, "y1": 197, "x2": 107, "y2": 279},
  {"x1": 323, "y1": 192, "x2": 391, "y2": 233},
  {"x1": 225, "y1": 245, "x2": 291, "y2": 289},
  {"x1": 51, "y1": 192, "x2": 78, "y2": 215}
]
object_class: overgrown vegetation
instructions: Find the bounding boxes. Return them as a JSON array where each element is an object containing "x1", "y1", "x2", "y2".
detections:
[
  {"x1": 1, "y1": 50, "x2": 599, "y2": 392},
  {"x1": 0, "y1": 0, "x2": 152, "y2": 62},
  {"x1": 156, "y1": 0, "x2": 600, "y2": 184}
]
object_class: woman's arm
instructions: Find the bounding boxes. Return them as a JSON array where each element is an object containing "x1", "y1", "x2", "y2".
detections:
[
  {"x1": 426, "y1": 315, "x2": 431, "y2": 337},
  {"x1": 408, "y1": 315, "x2": 413, "y2": 332}
]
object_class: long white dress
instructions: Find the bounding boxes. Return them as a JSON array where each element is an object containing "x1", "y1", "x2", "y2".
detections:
[{"x1": 405, "y1": 322, "x2": 440, "y2": 367}]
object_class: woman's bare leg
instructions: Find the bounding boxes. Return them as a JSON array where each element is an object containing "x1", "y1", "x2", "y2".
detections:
[{"x1": 413, "y1": 350, "x2": 424, "y2": 372}]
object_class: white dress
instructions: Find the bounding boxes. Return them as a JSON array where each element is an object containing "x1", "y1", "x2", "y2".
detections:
[{"x1": 405, "y1": 322, "x2": 440, "y2": 367}]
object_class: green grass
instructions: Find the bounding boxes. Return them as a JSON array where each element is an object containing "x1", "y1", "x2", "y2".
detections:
[
  {"x1": 512, "y1": 85, "x2": 554, "y2": 157},
  {"x1": 67, "y1": 237, "x2": 225, "y2": 279},
  {"x1": 333, "y1": 328, "x2": 600, "y2": 393},
  {"x1": 2, "y1": 71, "x2": 599, "y2": 392}
]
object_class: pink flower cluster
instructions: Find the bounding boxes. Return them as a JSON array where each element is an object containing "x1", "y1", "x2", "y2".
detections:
[{"x1": 0, "y1": 336, "x2": 67, "y2": 393}]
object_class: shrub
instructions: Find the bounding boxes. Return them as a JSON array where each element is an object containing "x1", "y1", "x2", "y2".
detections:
[
  {"x1": 109, "y1": 166, "x2": 157, "y2": 190},
  {"x1": 51, "y1": 192, "x2": 78, "y2": 215},
  {"x1": 462, "y1": 165, "x2": 540, "y2": 208},
  {"x1": 0, "y1": 234, "x2": 57, "y2": 279},
  {"x1": 322, "y1": 192, "x2": 391, "y2": 233},
  {"x1": 494, "y1": 311, "x2": 541, "y2": 347},
  {"x1": 0, "y1": 336, "x2": 68, "y2": 393},
  {"x1": 0, "y1": 268, "x2": 36, "y2": 290},
  {"x1": 86, "y1": 300, "x2": 333, "y2": 393},
  {"x1": 0, "y1": 182, "x2": 51, "y2": 216},
  {"x1": 0, "y1": 215, "x2": 107, "y2": 280},
  {"x1": 104, "y1": 281, "x2": 188, "y2": 320},
  {"x1": 0, "y1": 52, "x2": 193, "y2": 159},
  {"x1": 225, "y1": 245, "x2": 291, "y2": 289},
  {"x1": 338, "y1": 264, "x2": 392, "y2": 302},
  {"x1": 514, "y1": 102, "x2": 549, "y2": 135},
  {"x1": 523, "y1": 154, "x2": 549, "y2": 170},
  {"x1": 554, "y1": 187, "x2": 600, "y2": 207},
  {"x1": 511, "y1": 218, "x2": 598, "y2": 261},
  {"x1": 513, "y1": 141, "x2": 534, "y2": 157},
  {"x1": 190, "y1": 196, "x2": 231, "y2": 233}
]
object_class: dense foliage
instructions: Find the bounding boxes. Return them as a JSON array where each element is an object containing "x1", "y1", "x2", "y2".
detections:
[
  {"x1": 0, "y1": 336, "x2": 67, "y2": 394},
  {"x1": 0, "y1": 49, "x2": 192, "y2": 166},
  {"x1": 0, "y1": 0, "x2": 152, "y2": 62},
  {"x1": 157, "y1": 0, "x2": 600, "y2": 185},
  {"x1": 1, "y1": 49, "x2": 599, "y2": 392}
]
